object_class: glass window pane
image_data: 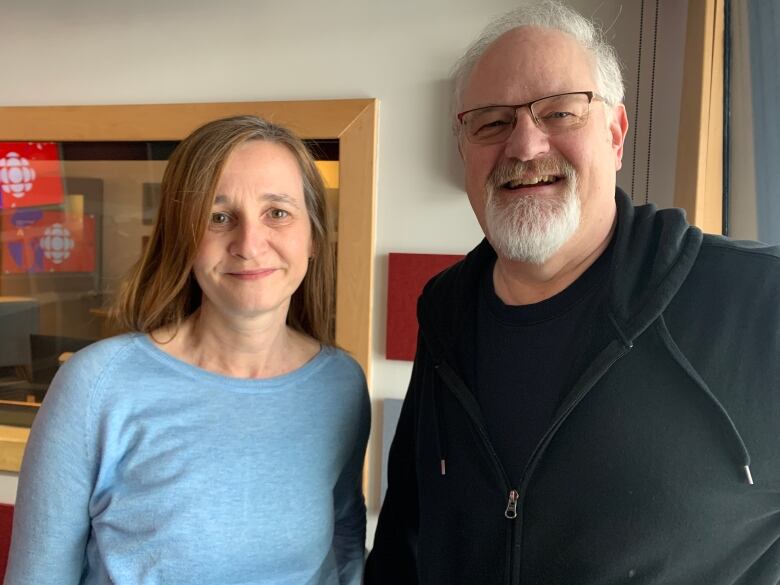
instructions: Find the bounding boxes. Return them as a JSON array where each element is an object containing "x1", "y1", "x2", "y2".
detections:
[
  {"x1": 727, "y1": 0, "x2": 780, "y2": 243},
  {"x1": 0, "y1": 139, "x2": 338, "y2": 427}
]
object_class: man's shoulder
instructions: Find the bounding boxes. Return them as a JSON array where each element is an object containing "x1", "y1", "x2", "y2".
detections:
[
  {"x1": 696, "y1": 234, "x2": 780, "y2": 280},
  {"x1": 675, "y1": 234, "x2": 780, "y2": 310},
  {"x1": 700, "y1": 233, "x2": 780, "y2": 261},
  {"x1": 420, "y1": 239, "x2": 493, "y2": 304}
]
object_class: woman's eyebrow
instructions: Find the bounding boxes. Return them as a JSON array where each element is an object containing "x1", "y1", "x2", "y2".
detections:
[
  {"x1": 262, "y1": 193, "x2": 301, "y2": 208},
  {"x1": 212, "y1": 193, "x2": 300, "y2": 208}
]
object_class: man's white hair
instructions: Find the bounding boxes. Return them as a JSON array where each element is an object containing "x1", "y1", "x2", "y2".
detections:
[{"x1": 451, "y1": 0, "x2": 625, "y2": 133}]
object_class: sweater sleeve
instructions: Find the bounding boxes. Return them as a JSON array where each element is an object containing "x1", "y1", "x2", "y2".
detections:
[
  {"x1": 364, "y1": 336, "x2": 424, "y2": 585},
  {"x1": 332, "y1": 374, "x2": 371, "y2": 585},
  {"x1": 5, "y1": 349, "x2": 102, "y2": 585}
]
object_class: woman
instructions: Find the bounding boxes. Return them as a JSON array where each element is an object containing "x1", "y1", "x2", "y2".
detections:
[{"x1": 6, "y1": 115, "x2": 370, "y2": 584}]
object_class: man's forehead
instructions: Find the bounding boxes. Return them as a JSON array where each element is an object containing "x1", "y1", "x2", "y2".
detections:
[
  {"x1": 484, "y1": 26, "x2": 587, "y2": 63},
  {"x1": 462, "y1": 26, "x2": 596, "y2": 106}
]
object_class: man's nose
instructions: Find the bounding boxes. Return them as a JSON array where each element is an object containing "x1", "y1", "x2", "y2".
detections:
[
  {"x1": 503, "y1": 108, "x2": 551, "y2": 161},
  {"x1": 229, "y1": 221, "x2": 266, "y2": 260}
]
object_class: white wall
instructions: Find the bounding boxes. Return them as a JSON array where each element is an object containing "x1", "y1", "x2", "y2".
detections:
[
  {"x1": 1, "y1": 0, "x2": 688, "y2": 537},
  {"x1": 0, "y1": 473, "x2": 18, "y2": 504}
]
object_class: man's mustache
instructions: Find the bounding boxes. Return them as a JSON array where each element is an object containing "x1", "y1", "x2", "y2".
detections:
[{"x1": 487, "y1": 158, "x2": 576, "y2": 191}]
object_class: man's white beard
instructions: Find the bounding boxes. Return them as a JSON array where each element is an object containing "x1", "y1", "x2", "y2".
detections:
[{"x1": 485, "y1": 160, "x2": 580, "y2": 265}]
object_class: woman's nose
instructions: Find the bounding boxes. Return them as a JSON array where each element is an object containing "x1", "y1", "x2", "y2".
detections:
[{"x1": 229, "y1": 221, "x2": 267, "y2": 260}]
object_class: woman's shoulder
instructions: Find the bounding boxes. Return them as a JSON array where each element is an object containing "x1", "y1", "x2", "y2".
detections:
[
  {"x1": 33, "y1": 334, "x2": 148, "y2": 432},
  {"x1": 60, "y1": 333, "x2": 145, "y2": 376},
  {"x1": 47, "y1": 333, "x2": 152, "y2": 401},
  {"x1": 313, "y1": 346, "x2": 369, "y2": 412},
  {"x1": 320, "y1": 346, "x2": 366, "y2": 383}
]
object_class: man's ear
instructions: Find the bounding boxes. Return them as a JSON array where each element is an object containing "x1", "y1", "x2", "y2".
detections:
[{"x1": 609, "y1": 104, "x2": 629, "y2": 171}]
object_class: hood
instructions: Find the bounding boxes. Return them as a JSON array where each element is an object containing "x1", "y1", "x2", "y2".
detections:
[{"x1": 607, "y1": 189, "x2": 702, "y2": 341}]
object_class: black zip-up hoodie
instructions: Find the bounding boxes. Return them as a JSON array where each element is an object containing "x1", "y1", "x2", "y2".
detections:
[{"x1": 367, "y1": 190, "x2": 780, "y2": 585}]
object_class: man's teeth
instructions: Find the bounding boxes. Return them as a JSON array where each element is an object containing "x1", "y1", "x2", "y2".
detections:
[{"x1": 506, "y1": 175, "x2": 557, "y2": 188}]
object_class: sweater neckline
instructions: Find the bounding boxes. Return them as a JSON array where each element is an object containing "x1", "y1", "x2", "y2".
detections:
[{"x1": 132, "y1": 333, "x2": 332, "y2": 391}]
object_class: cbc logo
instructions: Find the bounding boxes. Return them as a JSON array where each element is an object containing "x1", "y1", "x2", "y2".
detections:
[
  {"x1": 39, "y1": 223, "x2": 75, "y2": 264},
  {"x1": 0, "y1": 152, "x2": 37, "y2": 198}
]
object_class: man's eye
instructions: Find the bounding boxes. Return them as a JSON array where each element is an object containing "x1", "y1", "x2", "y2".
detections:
[
  {"x1": 268, "y1": 208, "x2": 290, "y2": 220},
  {"x1": 481, "y1": 119, "x2": 511, "y2": 129},
  {"x1": 541, "y1": 111, "x2": 574, "y2": 120},
  {"x1": 473, "y1": 118, "x2": 511, "y2": 136}
]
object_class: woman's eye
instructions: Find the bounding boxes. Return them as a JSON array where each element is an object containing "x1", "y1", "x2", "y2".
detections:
[
  {"x1": 210, "y1": 212, "x2": 231, "y2": 225},
  {"x1": 268, "y1": 208, "x2": 289, "y2": 220}
]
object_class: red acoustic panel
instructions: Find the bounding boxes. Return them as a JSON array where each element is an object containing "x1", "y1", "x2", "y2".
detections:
[
  {"x1": 0, "y1": 503, "x2": 13, "y2": 581},
  {"x1": 386, "y1": 252, "x2": 464, "y2": 361}
]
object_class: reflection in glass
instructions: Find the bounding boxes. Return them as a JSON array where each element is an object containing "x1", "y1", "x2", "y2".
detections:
[{"x1": 0, "y1": 140, "x2": 339, "y2": 427}]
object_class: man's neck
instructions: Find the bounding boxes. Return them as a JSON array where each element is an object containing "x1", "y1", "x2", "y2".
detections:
[{"x1": 492, "y1": 219, "x2": 616, "y2": 306}]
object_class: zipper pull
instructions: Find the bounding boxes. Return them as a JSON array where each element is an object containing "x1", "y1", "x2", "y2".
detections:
[{"x1": 505, "y1": 489, "x2": 519, "y2": 519}]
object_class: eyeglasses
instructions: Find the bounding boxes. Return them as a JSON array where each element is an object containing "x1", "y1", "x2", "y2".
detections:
[{"x1": 456, "y1": 91, "x2": 605, "y2": 145}]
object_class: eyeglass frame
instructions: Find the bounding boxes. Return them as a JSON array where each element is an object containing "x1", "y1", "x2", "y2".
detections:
[{"x1": 456, "y1": 90, "x2": 606, "y2": 144}]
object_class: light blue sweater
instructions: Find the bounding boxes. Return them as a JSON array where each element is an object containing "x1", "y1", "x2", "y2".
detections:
[{"x1": 6, "y1": 334, "x2": 370, "y2": 585}]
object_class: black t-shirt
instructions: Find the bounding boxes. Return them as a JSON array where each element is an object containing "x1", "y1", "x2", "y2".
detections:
[{"x1": 458, "y1": 243, "x2": 614, "y2": 486}]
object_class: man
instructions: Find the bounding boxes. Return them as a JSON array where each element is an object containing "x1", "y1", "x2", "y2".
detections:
[{"x1": 366, "y1": 1, "x2": 780, "y2": 584}]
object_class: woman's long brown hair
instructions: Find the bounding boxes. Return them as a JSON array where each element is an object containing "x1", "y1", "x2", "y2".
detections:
[{"x1": 112, "y1": 115, "x2": 335, "y2": 345}]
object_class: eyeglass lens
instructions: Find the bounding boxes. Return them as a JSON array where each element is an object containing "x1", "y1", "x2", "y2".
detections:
[{"x1": 463, "y1": 93, "x2": 592, "y2": 144}]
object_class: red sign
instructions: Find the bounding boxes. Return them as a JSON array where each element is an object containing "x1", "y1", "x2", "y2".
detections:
[
  {"x1": 0, "y1": 142, "x2": 64, "y2": 209},
  {"x1": 386, "y1": 252, "x2": 464, "y2": 361},
  {"x1": 1, "y1": 209, "x2": 96, "y2": 273}
]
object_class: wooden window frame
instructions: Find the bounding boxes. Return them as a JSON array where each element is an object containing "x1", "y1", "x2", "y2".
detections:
[
  {"x1": 675, "y1": 0, "x2": 725, "y2": 233},
  {"x1": 0, "y1": 99, "x2": 378, "y2": 471}
]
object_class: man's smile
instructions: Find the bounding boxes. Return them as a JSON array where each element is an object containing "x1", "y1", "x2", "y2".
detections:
[{"x1": 502, "y1": 175, "x2": 562, "y2": 190}]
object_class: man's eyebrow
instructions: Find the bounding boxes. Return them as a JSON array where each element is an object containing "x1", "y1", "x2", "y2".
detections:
[{"x1": 212, "y1": 193, "x2": 301, "y2": 208}]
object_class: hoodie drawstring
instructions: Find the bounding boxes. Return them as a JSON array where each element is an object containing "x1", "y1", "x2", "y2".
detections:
[
  {"x1": 657, "y1": 316, "x2": 755, "y2": 485},
  {"x1": 432, "y1": 364, "x2": 448, "y2": 476}
]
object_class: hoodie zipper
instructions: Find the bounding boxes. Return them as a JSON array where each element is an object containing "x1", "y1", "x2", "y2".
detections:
[
  {"x1": 433, "y1": 362, "x2": 518, "y2": 585},
  {"x1": 505, "y1": 490, "x2": 519, "y2": 518},
  {"x1": 434, "y1": 338, "x2": 633, "y2": 584},
  {"x1": 505, "y1": 489, "x2": 519, "y2": 585}
]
